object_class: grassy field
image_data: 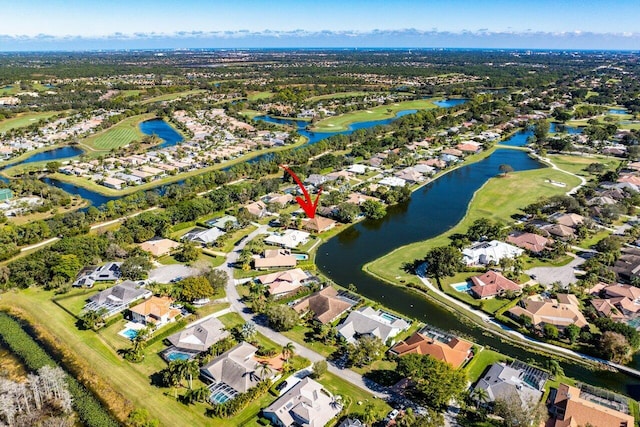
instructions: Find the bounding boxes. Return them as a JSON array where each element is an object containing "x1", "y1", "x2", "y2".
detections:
[
  {"x1": 309, "y1": 99, "x2": 440, "y2": 132},
  {"x1": 364, "y1": 166, "x2": 582, "y2": 290},
  {"x1": 138, "y1": 89, "x2": 205, "y2": 105},
  {"x1": 464, "y1": 349, "x2": 511, "y2": 383},
  {"x1": 246, "y1": 91, "x2": 273, "y2": 101},
  {"x1": 306, "y1": 91, "x2": 370, "y2": 102},
  {"x1": 549, "y1": 154, "x2": 622, "y2": 177},
  {"x1": 317, "y1": 372, "x2": 392, "y2": 422},
  {"x1": 81, "y1": 113, "x2": 156, "y2": 151},
  {"x1": 0, "y1": 111, "x2": 61, "y2": 133}
]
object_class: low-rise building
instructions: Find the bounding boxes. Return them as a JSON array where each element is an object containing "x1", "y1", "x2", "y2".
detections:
[
  {"x1": 265, "y1": 229, "x2": 311, "y2": 249},
  {"x1": 303, "y1": 216, "x2": 336, "y2": 233},
  {"x1": 258, "y1": 268, "x2": 310, "y2": 297},
  {"x1": 254, "y1": 249, "x2": 297, "y2": 270},
  {"x1": 506, "y1": 232, "x2": 551, "y2": 254},
  {"x1": 293, "y1": 286, "x2": 355, "y2": 324},
  {"x1": 462, "y1": 240, "x2": 524, "y2": 266},
  {"x1": 129, "y1": 296, "x2": 181, "y2": 327},
  {"x1": 182, "y1": 227, "x2": 225, "y2": 245},
  {"x1": 337, "y1": 306, "x2": 410, "y2": 344},
  {"x1": 469, "y1": 271, "x2": 521, "y2": 299},
  {"x1": 473, "y1": 362, "x2": 546, "y2": 409},
  {"x1": 390, "y1": 331, "x2": 473, "y2": 369},
  {"x1": 508, "y1": 294, "x2": 588, "y2": 329},
  {"x1": 138, "y1": 238, "x2": 181, "y2": 258},
  {"x1": 166, "y1": 317, "x2": 229, "y2": 353}
]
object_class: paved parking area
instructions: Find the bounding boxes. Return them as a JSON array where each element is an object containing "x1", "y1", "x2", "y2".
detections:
[
  {"x1": 525, "y1": 256, "x2": 586, "y2": 288},
  {"x1": 147, "y1": 265, "x2": 200, "y2": 283}
]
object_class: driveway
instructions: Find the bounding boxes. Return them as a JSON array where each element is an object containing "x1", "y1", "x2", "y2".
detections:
[
  {"x1": 148, "y1": 265, "x2": 200, "y2": 283},
  {"x1": 525, "y1": 255, "x2": 585, "y2": 288}
]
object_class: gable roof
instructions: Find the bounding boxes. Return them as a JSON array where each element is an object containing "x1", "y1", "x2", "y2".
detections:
[
  {"x1": 337, "y1": 306, "x2": 410, "y2": 344},
  {"x1": 167, "y1": 317, "x2": 229, "y2": 352},
  {"x1": 470, "y1": 271, "x2": 521, "y2": 298},
  {"x1": 258, "y1": 268, "x2": 308, "y2": 296},
  {"x1": 508, "y1": 294, "x2": 588, "y2": 328},
  {"x1": 303, "y1": 216, "x2": 336, "y2": 233},
  {"x1": 390, "y1": 332, "x2": 473, "y2": 368},
  {"x1": 506, "y1": 232, "x2": 550, "y2": 253},
  {"x1": 293, "y1": 287, "x2": 353, "y2": 324},
  {"x1": 88, "y1": 280, "x2": 148, "y2": 306},
  {"x1": 139, "y1": 238, "x2": 180, "y2": 257},
  {"x1": 183, "y1": 227, "x2": 225, "y2": 244},
  {"x1": 474, "y1": 363, "x2": 543, "y2": 408}
]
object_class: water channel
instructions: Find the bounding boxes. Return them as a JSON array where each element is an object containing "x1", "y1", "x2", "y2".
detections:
[{"x1": 5, "y1": 104, "x2": 640, "y2": 395}]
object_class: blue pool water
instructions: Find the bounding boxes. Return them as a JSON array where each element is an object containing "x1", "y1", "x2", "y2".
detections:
[
  {"x1": 164, "y1": 350, "x2": 193, "y2": 361},
  {"x1": 211, "y1": 392, "x2": 231, "y2": 404},
  {"x1": 121, "y1": 328, "x2": 138, "y2": 339},
  {"x1": 609, "y1": 109, "x2": 628, "y2": 115},
  {"x1": 293, "y1": 254, "x2": 309, "y2": 261},
  {"x1": 380, "y1": 312, "x2": 399, "y2": 323},
  {"x1": 453, "y1": 283, "x2": 472, "y2": 292}
]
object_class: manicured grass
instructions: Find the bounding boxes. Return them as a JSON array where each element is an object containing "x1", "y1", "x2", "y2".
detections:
[
  {"x1": 317, "y1": 371, "x2": 391, "y2": 422},
  {"x1": 81, "y1": 113, "x2": 155, "y2": 151},
  {"x1": 0, "y1": 287, "x2": 227, "y2": 426},
  {"x1": 138, "y1": 89, "x2": 205, "y2": 105},
  {"x1": 464, "y1": 349, "x2": 510, "y2": 383},
  {"x1": 579, "y1": 229, "x2": 612, "y2": 249},
  {"x1": 549, "y1": 154, "x2": 621, "y2": 177},
  {"x1": 281, "y1": 325, "x2": 336, "y2": 357},
  {"x1": 0, "y1": 111, "x2": 61, "y2": 133},
  {"x1": 521, "y1": 254, "x2": 574, "y2": 270},
  {"x1": 8, "y1": 197, "x2": 88, "y2": 225},
  {"x1": 239, "y1": 110, "x2": 264, "y2": 119},
  {"x1": 247, "y1": 91, "x2": 273, "y2": 101},
  {"x1": 309, "y1": 99, "x2": 440, "y2": 132},
  {"x1": 364, "y1": 167, "x2": 582, "y2": 289}
]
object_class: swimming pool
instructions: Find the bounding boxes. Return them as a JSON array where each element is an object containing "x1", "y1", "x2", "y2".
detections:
[
  {"x1": 293, "y1": 253, "x2": 309, "y2": 261},
  {"x1": 164, "y1": 350, "x2": 193, "y2": 362},
  {"x1": 120, "y1": 328, "x2": 138, "y2": 340},
  {"x1": 380, "y1": 312, "x2": 400, "y2": 323},
  {"x1": 210, "y1": 391, "x2": 231, "y2": 404},
  {"x1": 453, "y1": 283, "x2": 472, "y2": 292}
]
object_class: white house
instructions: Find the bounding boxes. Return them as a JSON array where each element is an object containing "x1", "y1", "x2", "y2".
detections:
[
  {"x1": 265, "y1": 229, "x2": 311, "y2": 249},
  {"x1": 462, "y1": 240, "x2": 524, "y2": 266},
  {"x1": 378, "y1": 176, "x2": 407, "y2": 188},
  {"x1": 337, "y1": 306, "x2": 410, "y2": 345}
]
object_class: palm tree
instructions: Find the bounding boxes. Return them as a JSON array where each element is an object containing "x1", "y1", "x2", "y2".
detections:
[
  {"x1": 255, "y1": 361, "x2": 273, "y2": 380},
  {"x1": 545, "y1": 359, "x2": 564, "y2": 378},
  {"x1": 362, "y1": 402, "x2": 377, "y2": 425},
  {"x1": 185, "y1": 359, "x2": 199, "y2": 390},
  {"x1": 281, "y1": 342, "x2": 295, "y2": 361},
  {"x1": 241, "y1": 322, "x2": 257, "y2": 342},
  {"x1": 472, "y1": 387, "x2": 490, "y2": 407}
]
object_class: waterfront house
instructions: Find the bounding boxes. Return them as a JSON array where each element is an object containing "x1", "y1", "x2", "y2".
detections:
[
  {"x1": 548, "y1": 383, "x2": 634, "y2": 427},
  {"x1": 337, "y1": 306, "x2": 410, "y2": 345},
  {"x1": 254, "y1": 249, "x2": 297, "y2": 270},
  {"x1": 263, "y1": 377, "x2": 341, "y2": 427},
  {"x1": 303, "y1": 216, "x2": 336, "y2": 233},
  {"x1": 257, "y1": 268, "x2": 310, "y2": 297},
  {"x1": 129, "y1": 296, "x2": 180, "y2": 327},
  {"x1": 462, "y1": 240, "x2": 524, "y2": 266},
  {"x1": 378, "y1": 176, "x2": 407, "y2": 188},
  {"x1": 508, "y1": 294, "x2": 588, "y2": 329},
  {"x1": 265, "y1": 229, "x2": 310, "y2": 249},
  {"x1": 469, "y1": 271, "x2": 521, "y2": 299},
  {"x1": 293, "y1": 286, "x2": 355, "y2": 324},
  {"x1": 167, "y1": 317, "x2": 229, "y2": 353},
  {"x1": 473, "y1": 362, "x2": 546, "y2": 409},
  {"x1": 389, "y1": 331, "x2": 473, "y2": 368},
  {"x1": 138, "y1": 238, "x2": 181, "y2": 258},
  {"x1": 102, "y1": 177, "x2": 126, "y2": 190}
]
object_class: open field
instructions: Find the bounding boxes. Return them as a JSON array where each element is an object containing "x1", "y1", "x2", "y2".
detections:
[
  {"x1": 549, "y1": 154, "x2": 622, "y2": 177},
  {"x1": 81, "y1": 113, "x2": 156, "y2": 151},
  {"x1": 464, "y1": 349, "x2": 510, "y2": 383},
  {"x1": 306, "y1": 91, "x2": 370, "y2": 102},
  {"x1": 246, "y1": 91, "x2": 273, "y2": 101},
  {"x1": 138, "y1": 89, "x2": 205, "y2": 105},
  {"x1": 318, "y1": 372, "x2": 392, "y2": 422},
  {"x1": 309, "y1": 98, "x2": 440, "y2": 132},
  {"x1": 364, "y1": 166, "x2": 582, "y2": 290},
  {"x1": 0, "y1": 111, "x2": 61, "y2": 133}
]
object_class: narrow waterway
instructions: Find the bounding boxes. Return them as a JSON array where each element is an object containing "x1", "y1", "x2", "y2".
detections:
[{"x1": 315, "y1": 130, "x2": 640, "y2": 397}]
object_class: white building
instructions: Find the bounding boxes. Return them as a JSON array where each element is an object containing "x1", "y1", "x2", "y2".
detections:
[{"x1": 462, "y1": 240, "x2": 524, "y2": 266}]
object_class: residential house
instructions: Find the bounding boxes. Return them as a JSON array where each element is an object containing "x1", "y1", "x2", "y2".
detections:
[
  {"x1": 337, "y1": 306, "x2": 410, "y2": 345},
  {"x1": 305, "y1": 174, "x2": 328, "y2": 187},
  {"x1": 508, "y1": 294, "x2": 588, "y2": 329},
  {"x1": 265, "y1": 229, "x2": 311, "y2": 249},
  {"x1": 548, "y1": 383, "x2": 634, "y2": 427},
  {"x1": 258, "y1": 268, "x2": 310, "y2": 297},
  {"x1": 550, "y1": 212, "x2": 585, "y2": 228},
  {"x1": 469, "y1": 271, "x2": 521, "y2": 299},
  {"x1": 303, "y1": 216, "x2": 336, "y2": 234},
  {"x1": 337, "y1": 419, "x2": 364, "y2": 427},
  {"x1": 263, "y1": 377, "x2": 342, "y2": 427},
  {"x1": 394, "y1": 167, "x2": 424, "y2": 184},
  {"x1": 138, "y1": 238, "x2": 181, "y2": 258},
  {"x1": 473, "y1": 362, "x2": 545, "y2": 409},
  {"x1": 345, "y1": 193, "x2": 381, "y2": 206},
  {"x1": 462, "y1": 240, "x2": 524, "y2": 266},
  {"x1": 347, "y1": 164, "x2": 367, "y2": 174},
  {"x1": 378, "y1": 176, "x2": 407, "y2": 188},
  {"x1": 129, "y1": 296, "x2": 181, "y2": 327},
  {"x1": 102, "y1": 177, "x2": 125, "y2": 190},
  {"x1": 506, "y1": 232, "x2": 550, "y2": 254},
  {"x1": 245, "y1": 200, "x2": 268, "y2": 218},
  {"x1": 390, "y1": 331, "x2": 473, "y2": 369},
  {"x1": 293, "y1": 286, "x2": 355, "y2": 324},
  {"x1": 540, "y1": 223, "x2": 576, "y2": 240},
  {"x1": 200, "y1": 342, "x2": 274, "y2": 395},
  {"x1": 207, "y1": 215, "x2": 238, "y2": 230},
  {"x1": 72, "y1": 262, "x2": 122, "y2": 288},
  {"x1": 85, "y1": 281, "x2": 152, "y2": 317},
  {"x1": 166, "y1": 317, "x2": 229, "y2": 353},
  {"x1": 590, "y1": 283, "x2": 640, "y2": 320},
  {"x1": 254, "y1": 249, "x2": 297, "y2": 270},
  {"x1": 264, "y1": 193, "x2": 294, "y2": 207},
  {"x1": 442, "y1": 148, "x2": 463, "y2": 157},
  {"x1": 182, "y1": 227, "x2": 225, "y2": 245},
  {"x1": 613, "y1": 247, "x2": 640, "y2": 282}
]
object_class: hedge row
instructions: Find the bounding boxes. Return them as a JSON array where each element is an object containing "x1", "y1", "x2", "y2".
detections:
[
  {"x1": 0, "y1": 312, "x2": 120, "y2": 427},
  {"x1": 145, "y1": 319, "x2": 188, "y2": 347}
]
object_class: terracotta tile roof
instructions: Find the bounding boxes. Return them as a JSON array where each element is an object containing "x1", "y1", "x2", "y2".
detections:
[
  {"x1": 552, "y1": 383, "x2": 634, "y2": 427},
  {"x1": 130, "y1": 296, "x2": 180, "y2": 320},
  {"x1": 506, "y1": 232, "x2": 550, "y2": 253},
  {"x1": 390, "y1": 332, "x2": 473, "y2": 368},
  {"x1": 508, "y1": 294, "x2": 588, "y2": 328},
  {"x1": 293, "y1": 286, "x2": 352, "y2": 324},
  {"x1": 303, "y1": 216, "x2": 336, "y2": 233},
  {"x1": 470, "y1": 271, "x2": 521, "y2": 298}
]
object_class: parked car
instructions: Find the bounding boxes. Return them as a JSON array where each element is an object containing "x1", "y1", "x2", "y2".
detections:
[{"x1": 275, "y1": 381, "x2": 288, "y2": 392}]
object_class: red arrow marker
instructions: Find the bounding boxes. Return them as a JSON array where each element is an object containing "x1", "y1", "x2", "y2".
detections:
[{"x1": 280, "y1": 164, "x2": 322, "y2": 219}]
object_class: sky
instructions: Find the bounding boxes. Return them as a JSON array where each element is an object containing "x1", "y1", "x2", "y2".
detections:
[{"x1": 1, "y1": 0, "x2": 639, "y2": 50}]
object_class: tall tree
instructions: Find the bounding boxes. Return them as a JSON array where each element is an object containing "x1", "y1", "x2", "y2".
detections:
[{"x1": 423, "y1": 246, "x2": 463, "y2": 289}]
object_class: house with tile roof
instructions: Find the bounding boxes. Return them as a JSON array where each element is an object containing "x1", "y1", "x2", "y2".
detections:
[
  {"x1": 473, "y1": 363, "x2": 545, "y2": 409},
  {"x1": 389, "y1": 331, "x2": 473, "y2": 368},
  {"x1": 549, "y1": 383, "x2": 634, "y2": 427},
  {"x1": 337, "y1": 306, "x2": 410, "y2": 345},
  {"x1": 303, "y1": 216, "x2": 336, "y2": 233},
  {"x1": 257, "y1": 268, "x2": 310, "y2": 297},
  {"x1": 469, "y1": 271, "x2": 521, "y2": 299},
  {"x1": 254, "y1": 249, "x2": 297, "y2": 270},
  {"x1": 138, "y1": 238, "x2": 181, "y2": 258},
  {"x1": 245, "y1": 200, "x2": 268, "y2": 218},
  {"x1": 506, "y1": 232, "x2": 551, "y2": 254},
  {"x1": 167, "y1": 317, "x2": 229, "y2": 353},
  {"x1": 293, "y1": 286, "x2": 355, "y2": 324},
  {"x1": 263, "y1": 377, "x2": 341, "y2": 427},
  {"x1": 508, "y1": 294, "x2": 588, "y2": 329},
  {"x1": 129, "y1": 296, "x2": 181, "y2": 327}
]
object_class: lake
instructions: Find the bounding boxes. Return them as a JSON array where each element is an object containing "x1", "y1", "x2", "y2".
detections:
[
  {"x1": 139, "y1": 119, "x2": 184, "y2": 148},
  {"x1": 0, "y1": 146, "x2": 85, "y2": 184}
]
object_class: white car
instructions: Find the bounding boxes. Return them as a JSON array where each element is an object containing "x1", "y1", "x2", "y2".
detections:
[{"x1": 387, "y1": 409, "x2": 399, "y2": 420}]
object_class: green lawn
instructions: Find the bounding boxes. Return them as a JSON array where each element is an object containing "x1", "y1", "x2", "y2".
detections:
[
  {"x1": 309, "y1": 99, "x2": 440, "y2": 132},
  {"x1": 81, "y1": 113, "x2": 156, "y2": 150},
  {"x1": 281, "y1": 325, "x2": 336, "y2": 357},
  {"x1": 317, "y1": 372, "x2": 392, "y2": 422},
  {"x1": 579, "y1": 229, "x2": 612, "y2": 249},
  {"x1": 247, "y1": 91, "x2": 273, "y2": 101},
  {"x1": 464, "y1": 349, "x2": 510, "y2": 383},
  {"x1": 364, "y1": 166, "x2": 582, "y2": 290},
  {"x1": 0, "y1": 111, "x2": 61, "y2": 133},
  {"x1": 306, "y1": 91, "x2": 370, "y2": 102},
  {"x1": 138, "y1": 89, "x2": 205, "y2": 105},
  {"x1": 549, "y1": 154, "x2": 621, "y2": 177}
]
